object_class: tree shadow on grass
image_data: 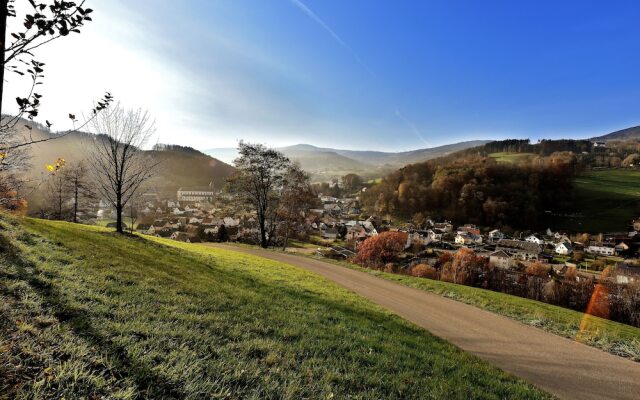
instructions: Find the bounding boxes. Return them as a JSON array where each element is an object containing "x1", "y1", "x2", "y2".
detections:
[{"x1": 7, "y1": 236, "x2": 185, "y2": 400}]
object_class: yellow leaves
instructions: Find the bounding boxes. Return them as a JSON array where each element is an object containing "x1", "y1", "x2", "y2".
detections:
[
  {"x1": 0, "y1": 152, "x2": 6, "y2": 160},
  {"x1": 46, "y1": 157, "x2": 66, "y2": 175}
]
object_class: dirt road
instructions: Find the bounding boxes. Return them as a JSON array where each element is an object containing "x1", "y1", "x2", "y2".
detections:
[{"x1": 206, "y1": 244, "x2": 640, "y2": 399}]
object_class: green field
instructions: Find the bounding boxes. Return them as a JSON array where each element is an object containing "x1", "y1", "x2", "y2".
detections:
[
  {"x1": 310, "y1": 256, "x2": 640, "y2": 361},
  {"x1": 555, "y1": 169, "x2": 640, "y2": 232},
  {"x1": 489, "y1": 152, "x2": 535, "y2": 163},
  {"x1": 0, "y1": 216, "x2": 550, "y2": 399}
]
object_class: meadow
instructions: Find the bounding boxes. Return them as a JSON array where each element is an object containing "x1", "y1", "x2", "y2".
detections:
[
  {"x1": 488, "y1": 152, "x2": 535, "y2": 163},
  {"x1": 0, "y1": 216, "x2": 550, "y2": 399},
  {"x1": 554, "y1": 169, "x2": 640, "y2": 232}
]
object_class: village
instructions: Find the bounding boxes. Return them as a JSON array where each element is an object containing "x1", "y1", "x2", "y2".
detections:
[{"x1": 93, "y1": 184, "x2": 640, "y2": 287}]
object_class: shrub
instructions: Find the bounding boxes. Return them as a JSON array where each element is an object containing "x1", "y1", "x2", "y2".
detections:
[
  {"x1": 354, "y1": 231, "x2": 408, "y2": 267},
  {"x1": 410, "y1": 263, "x2": 438, "y2": 279}
]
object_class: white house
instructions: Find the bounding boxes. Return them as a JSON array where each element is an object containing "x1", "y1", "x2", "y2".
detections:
[
  {"x1": 177, "y1": 186, "x2": 215, "y2": 202},
  {"x1": 455, "y1": 232, "x2": 482, "y2": 245},
  {"x1": 555, "y1": 241, "x2": 573, "y2": 255},
  {"x1": 525, "y1": 234, "x2": 543, "y2": 245},
  {"x1": 586, "y1": 244, "x2": 615, "y2": 256},
  {"x1": 488, "y1": 229, "x2": 504, "y2": 242},
  {"x1": 489, "y1": 250, "x2": 512, "y2": 269},
  {"x1": 428, "y1": 229, "x2": 444, "y2": 241}
]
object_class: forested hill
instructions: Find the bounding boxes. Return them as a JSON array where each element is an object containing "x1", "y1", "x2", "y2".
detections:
[
  {"x1": 591, "y1": 126, "x2": 640, "y2": 142},
  {"x1": 361, "y1": 138, "x2": 634, "y2": 229},
  {"x1": 361, "y1": 153, "x2": 576, "y2": 229}
]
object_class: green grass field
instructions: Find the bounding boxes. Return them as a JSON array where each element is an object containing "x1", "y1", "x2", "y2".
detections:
[
  {"x1": 0, "y1": 216, "x2": 550, "y2": 399},
  {"x1": 309, "y1": 256, "x2": 640, "y2": 361},
  {"x1": 554, "y1": 169, "x2": 640, "y2": 232},
  {"x1": 489, "y1": 152, "x2": 535, "y2": 163}
]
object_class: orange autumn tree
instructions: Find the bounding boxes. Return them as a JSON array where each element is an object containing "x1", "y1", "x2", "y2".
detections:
[
  {"x1": 441, "y1": 247, "x2": 487, "y2": 285},
  {"x1": 354, "y1": 231, "x2": 408, "y2": 268}
]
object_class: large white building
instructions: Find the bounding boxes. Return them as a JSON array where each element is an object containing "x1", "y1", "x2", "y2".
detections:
[{"x1": 177, "y1": 186, "x2": 215, "y2": 202}]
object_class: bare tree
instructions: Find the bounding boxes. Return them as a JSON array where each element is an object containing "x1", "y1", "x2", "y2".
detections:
[
  {"x1": 227, "y1": 142, "x2": 290, "y2": 248},
  {"x1": 89, "y1": 105, "x2": 157, "y2": 233},
  {"x1": 64, "y1": 160, "x2": 94, "y2": 223},
  {"x1": 46, "y1": 170, "x2": 66, "y2": 219}
]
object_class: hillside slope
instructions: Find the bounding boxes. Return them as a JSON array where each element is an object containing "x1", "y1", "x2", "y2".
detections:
[
  {"x1": 591, "y1": 126, "x2": 640, "y2": 142},
  {"x1": 206, "y1": 140, "x2": 491, "y2": 181},
  {"x1": 0, "y1": 216, "x2": 549, "y2": 399},
  {"x1": 15, "y1": 123, "x2": 235, "y2": 201}
]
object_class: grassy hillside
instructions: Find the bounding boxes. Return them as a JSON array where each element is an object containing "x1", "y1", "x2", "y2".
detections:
[
  {"x1": 553, "y1": 169, "x2": 640, "y2": 232},
  {"x1": 0, "y1": 216, "x2": 550, "y2": 399},
  {"x1": 489, "y1": 152, "x2": 535, "y2": 163}
]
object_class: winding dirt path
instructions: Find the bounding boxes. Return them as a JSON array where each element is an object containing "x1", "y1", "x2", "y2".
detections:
[{"x1": 206, "y1": 244, "x2": 640, "y2": 399}]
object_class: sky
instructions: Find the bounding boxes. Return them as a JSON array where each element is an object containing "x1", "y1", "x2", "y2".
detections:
[{"x1": 4, "y1": 0, "x2": 640, "y2": 152}]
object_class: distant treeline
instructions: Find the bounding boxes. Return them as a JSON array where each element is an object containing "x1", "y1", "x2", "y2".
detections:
[
  {"x1": 152, "y1": 143, "x2": 206, "y2": 156},
  {"x1": 470, "y1": 139, "x2": 593, "y2": 157}
]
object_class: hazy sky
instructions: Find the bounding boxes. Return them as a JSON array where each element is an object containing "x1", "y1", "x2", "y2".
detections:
[{"x1": 4, "y1": 0, "x2": 640, "y2": 151}]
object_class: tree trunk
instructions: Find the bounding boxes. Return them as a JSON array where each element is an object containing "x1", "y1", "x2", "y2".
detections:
[
  {"x1": 116, "y1": 189, "x2": 123, "y2": 233},
  {"x1": 116, "y1": 204, "x2": 123, "y2": 233},
  {"x1": 0, "y1": 0, "x2": 7, "y2": 118},
  {"x1": 73, "y1": 180, "x2": 78, "y2": 223},
  {"x1": 259, "y1": 215, "x2": 267, "y2": 248}
]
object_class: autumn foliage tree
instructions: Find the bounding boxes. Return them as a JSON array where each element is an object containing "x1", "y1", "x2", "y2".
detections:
[
  {"x1": 410, "y1": 263, "x2": 438, "y2": 279},
  {"x1": 441, "y1": 247, "x2": 486, "y2": 285},
  {"x1": 354, "y1": 231, "x2": 407, "y2": 268}
]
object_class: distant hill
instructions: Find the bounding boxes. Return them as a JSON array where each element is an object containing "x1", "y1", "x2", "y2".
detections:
[
  {"x1": 14, "y1": 123, "x2": 235, "y2": 205},
  {"x1": 206, "y1": 140, "x2": 491, "y2": 182},
  {"x1": 591, "y1": 126, "x2": 640, "y2": 142}
]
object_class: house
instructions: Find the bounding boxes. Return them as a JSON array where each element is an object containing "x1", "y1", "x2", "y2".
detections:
[
  {"x1": 555, "y1": 241, "x2": 573, "y2": 255},
  {"x1": 496, "y1": 239, "x2": 541, "y2": 261},
  {"x1": 136, "y1": 223, "x2": 151, "y2": 233},
  {"x1": 223, "y1": 217, "x2": 240, "y2": 227},
  {"x1": 586, "y1": 243, "x2": 615, "y2": 256},
  {"x1": 615, "y1": 241, "x2": 630, "y2": 254},
  {"x1": 427, "y1": 229, "x2": 444, "y2": 241},
  {"x1": 592, "y1": 141, "x2": 606, "y2": 147},
  {"x1": 525, "y1": 234, "x2": 543, "y2": 245},
  {"x1": 172, "y1": 207, "x2": 185, "y2": 216},
  {"x1": 406, "y1": 231, "x2": 432, "y2": 248},
  {"x1": 346, "y1": 224, "x2": 368, "y2": 241},
  {"x1": 613, "y1": 264, "x2": 640, "y2": 284},
  {"x1": 455, "y1": 232, "x2": 482, "y2": 245},
  {"x1": 322, "y1": 228, "x2": 338, "y2": 240},
  {"x1": 489, "y1": 250, "x2": 512, "y2": 269},
  {"x1": 433, "y1": 222, "x2": 453, "y2": 233},
  {"x1": 323, "y1": 203, "x2": 342, "y2": 213},
  {"x1": 458, "y1": 224, "x2": 481, "y2": 236},
  {"x1": 488, "y1": 229, "x2": 504, "y2": 242},
  {"x1": 177, "y1": 185, "x2": 215, "y2": 202}
]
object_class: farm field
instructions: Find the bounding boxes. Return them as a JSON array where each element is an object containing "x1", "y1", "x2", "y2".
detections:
[
  {"x1": 553, "y1": 169, "x2": 640, "y2": 232},
  {"x1": 489, "y1": 152, "x2": 535, "y2": 163},
  {"x1": 0, "y1": 216, "x2": 549, "y2": 399}
]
